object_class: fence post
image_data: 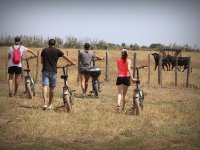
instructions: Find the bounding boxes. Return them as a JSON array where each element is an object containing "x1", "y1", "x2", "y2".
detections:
[
  {"x1": 158, "y1": 55, "x2": 162, "y2": 87},
  {"x1": 77, "y1": 50, "x2": 80, "y2": 83},
  {"x1": 105, "y1": 50, "x2": 110, "y2": 81},
  {"x1": 35, "y1": 50, "x2": 40, "y2": 83},
  {"x1": 133, "y1": 52, "x2": 137, "y2": 77},
  {"x1": 186, "y1": 57, "x2": 191, "y2": 88},
  {"x1": 21, "y1": 59, "x2": 24, "y2": 79},
  {"x1": 175, "y1": 56, "x2": 178, "y2": 86},
  {"x1": 93, "y1": 51, "x2": 96, "y2": 66},
  {"x1": 147, "y1": 53, "x2": 150, "y2": 84},
  {"x1": 66, "y1": 50, "x2": 69, "y2": 75},
  {"x1": 5, "y1": 56, "x2": 8, "y2": 81}
]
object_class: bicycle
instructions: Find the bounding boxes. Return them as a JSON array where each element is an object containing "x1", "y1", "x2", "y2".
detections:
[
  {"x1": 132, "y1": 65, "x2": 148, "y2": 115},
  {"x1": 87, "y1": 60, "x2": 101, "y2": 97},
  {"x1": 22, "y1": 56, "x2": 37, "y2": 99},
  {"x1": 57, "y1": 64, "x2": 75, "y2": 113}
]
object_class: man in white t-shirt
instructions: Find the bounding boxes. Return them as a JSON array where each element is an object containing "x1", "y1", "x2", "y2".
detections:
[{"x1": 7, "y1": 36, "x2": 37, "y2": 97}]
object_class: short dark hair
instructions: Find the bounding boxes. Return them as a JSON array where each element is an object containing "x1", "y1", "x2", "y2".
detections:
[
  {"x1": 48, "y1": 39, "x2": 56, "y2": 46},
  {"x1": 15, "y1": 36, "x2": 21, "y2": 43},
  {"x1": 84, "y1": 43, "x2": 90, "y2": 50}
]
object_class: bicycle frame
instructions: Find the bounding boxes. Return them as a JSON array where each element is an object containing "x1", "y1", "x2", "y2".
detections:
[
  {"x1": 57, "y1": 64, "x2": 74, "y2": 112},
  {"x1": 88, "y1": 60, "x2": 101, "y2": 97},
  {"x1": 22, "y1": 56, "x2": 37, "y2": 99},
  {"x1": 132, "y1": 65, "x2": 148, "y2": 114}
]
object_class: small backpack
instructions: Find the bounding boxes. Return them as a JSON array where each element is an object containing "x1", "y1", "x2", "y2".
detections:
[{"x1": 12, "y1": 45, "x2": 21, "y2": 64}]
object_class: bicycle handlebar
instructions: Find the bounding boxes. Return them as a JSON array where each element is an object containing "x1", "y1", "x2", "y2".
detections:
[
  {"x1": 131, "y1": 65, "x2": 148, "y2": 70},
  {"x1": 22, "y1": 56, "x2": 37, "y2": 61},
  {"x1": 57, "y1": 64, "x2": 74, "y2": 69}
]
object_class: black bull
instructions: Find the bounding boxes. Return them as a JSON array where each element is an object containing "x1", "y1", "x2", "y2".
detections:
[{"x1": 151, "y1": 53, "x2": 190, "y2": 72}]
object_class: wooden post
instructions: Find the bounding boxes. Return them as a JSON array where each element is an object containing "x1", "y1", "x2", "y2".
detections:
[
  {"x1": 105, "y1": 50, "x2": 110, "y2": 81},
  {"x1": 93, "y1": 51, "x2": 96, "y2": 66},
  {"x1": 158, "y1": 55, "x2": 162, "y2": 87},
  {"x1": 66, "y1": 50, "x2": 69, "y2": 75},
  {"x1": 175, "y1": 56, "x2": 178, "y2": 86},
  {"x1": 77, "y1": 50, "x2": 80, "y2": 83},
  {"x1": 21, "y1": 59, "x2": 24, "y2": 79},
  {"x1": 5, "y1": 56, "x2": 8, "y2": 81},
  {"x1": 35, "y1": 51, "x2": 40, "y2": 83},
  {"x1": 186, "y1": 57, "x2": 191, "y2": 88},
  {"x1": 133, "y1": 53, "x2": 137, "y2": 78},
  {"x1": 147, "y1": 53, "x2": 150, "y2": 84}
]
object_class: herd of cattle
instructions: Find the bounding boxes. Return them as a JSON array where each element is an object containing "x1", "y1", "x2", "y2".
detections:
[{"x1": 151, "y1": 53, "x2": 190, "y2": 72}]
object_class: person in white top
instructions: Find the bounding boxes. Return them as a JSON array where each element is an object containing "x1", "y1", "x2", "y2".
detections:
[{"x1": 7, "y1": 36, "x2": 37, "y2": 97}]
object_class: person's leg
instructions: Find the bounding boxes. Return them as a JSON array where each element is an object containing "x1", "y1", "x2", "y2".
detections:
[
  {"x1": 14, "y1": 74, "x2": 20, "y2": 96},
  {"x1": 122, "y1": 85, "x2": 128, "y2": 110},
  {"x1": 43, "y1": 86, "x2": 48, "y2": 105},
  {"x1": 48, "y1": 87, "x2": 54, "y2": 106},
  {"x1": 80, "y1": 74, "x2": 86, "y2": 94},
  {"x1": 84, "y1": 74, "x2": 90, "y2": 94},
  {"x1": 8, "y1": 74, "x2": 14, "y2": 96},
  {"x1": 42, "y1": 71, "x2": 49, "y2": 109},
  {"x1": 47, "y1": 72, "x2": 57, "y2": 108},
  {"x1": 117, "y1": 84, "x2": 124, "y2": 107}
]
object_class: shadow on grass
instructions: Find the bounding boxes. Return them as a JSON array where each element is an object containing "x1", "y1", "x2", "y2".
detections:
[{"x1": 18, "y1": 105, "x2": 42, "y2": 110}]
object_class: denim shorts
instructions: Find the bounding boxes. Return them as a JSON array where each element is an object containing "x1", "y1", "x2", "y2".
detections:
[{"x1": 42, "y1": 71, "x2": 57, "y2": 87}]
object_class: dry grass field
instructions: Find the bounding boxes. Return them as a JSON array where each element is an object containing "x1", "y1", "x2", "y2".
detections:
[{"x1": 0, "y1": 46, "x2": 199, "y2": 150}]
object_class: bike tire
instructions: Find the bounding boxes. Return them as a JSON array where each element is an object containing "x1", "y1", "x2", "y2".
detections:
[
  {"x1": 26, "y1": 82, "x2": 33, "y2": 99},
  {"x1": 31, "y1": 78, "x2": 35, "y2": 97},
  {"x1": 93, "y1": 80, "x2": 99, "y2": 97},
  {"x1": 69, "y1": 89, "x2": 74, "y2": 105},
  {"x1": 64, "y1": 94, "x2": 72, "y2": 113}
]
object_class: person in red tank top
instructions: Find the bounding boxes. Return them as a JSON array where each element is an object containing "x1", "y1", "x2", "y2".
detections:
[{"x1": 116, "y1": 49, "x2": 137, "y2": 112}]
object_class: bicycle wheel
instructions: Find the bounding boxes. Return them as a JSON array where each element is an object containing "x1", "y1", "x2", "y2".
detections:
[
  {"x1": 64, "y1": 94, "x2": 72, "y2": 113},
  {"x1": 26, "y1": 82, "x2": 33, "y2": 99},
  {"x1": 31, "y1": 78, "x2": 35, "y2": 97},
  {"x1": 132, "y1": 95, "x2": 136, "y2": 114},
  {"x1": 92, "y1": 80, "x2": 99, "y2": 97},
  {"x1": 69, "y1": 88, "x2": 74, "y2": 105}
]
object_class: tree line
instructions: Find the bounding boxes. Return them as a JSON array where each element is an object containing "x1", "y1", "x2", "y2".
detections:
[{"x1": 0, "y1": 34, "x2": 199, "y2": 52}]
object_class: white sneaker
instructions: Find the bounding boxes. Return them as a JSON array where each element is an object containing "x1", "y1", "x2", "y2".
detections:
[
  {"x1": 47, "y1": 104, "x2": 53, "y2": 110},
  {"x1": 43, "y1": 104, "x2": 48, "y2": 110}
]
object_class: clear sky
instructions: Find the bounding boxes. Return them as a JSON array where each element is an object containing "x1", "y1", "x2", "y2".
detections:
[{"x1": 0, "y1": 0, "x2": 200, "y2": 48}]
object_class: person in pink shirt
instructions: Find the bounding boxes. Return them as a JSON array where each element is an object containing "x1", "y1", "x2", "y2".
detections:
[{"x1": 116, "y1": 49, "x2": 137, "y2": 112}]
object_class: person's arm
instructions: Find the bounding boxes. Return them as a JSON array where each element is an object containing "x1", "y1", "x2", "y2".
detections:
[
  {"x1": 8, "y1": 53, "x2": 11, "y2": 60},
  {"x1": 128, "y1": 59, "x2": 137, "y2": 82},
  {"x1": 96, "y1": 55, "x2": 104, "y2": 60},
  {"x1": 7, "y1": 47, "x2": 11, "y2": 60},
  {"x1": 62, "y1": 55, "x2": 76, "y2": 65},
  {"x1": 27, "y1": 49, "x2": 37, "y2": 57},
  {"x1": 41, "y1": 56, "x2": 43, "y2": 65}
]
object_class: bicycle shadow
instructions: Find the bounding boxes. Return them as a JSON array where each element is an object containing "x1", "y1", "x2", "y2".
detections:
[
  {"x1": 74, "y1": 93, "x2": 99, "y2": 99},
  {"x1": 53, "y1": 105, "x2": 68, "y2": 113},
  {"x1": 18, "y1": 105, "x2": 42, "y2": 110}
]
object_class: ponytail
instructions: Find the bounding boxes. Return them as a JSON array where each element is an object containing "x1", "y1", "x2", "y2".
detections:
[{"x1": 121, "y1": 49, "x2": 128, "y2": 63}]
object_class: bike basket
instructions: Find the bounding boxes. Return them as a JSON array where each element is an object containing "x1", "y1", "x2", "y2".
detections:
[{"x1": 87, "y1": 66, "x2": 101, "y2": 78}]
